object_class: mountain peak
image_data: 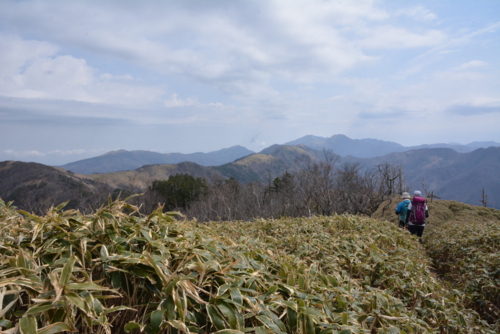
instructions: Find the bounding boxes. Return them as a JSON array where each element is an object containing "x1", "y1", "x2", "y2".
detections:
[
  {"x1": 330, "y1": 134, "x2": 349, "y2": 139},
  {"x1": 285, "y1": 134, "x2": 404, "y2": 158},
  {"x1": 102, "y1": 149, "x2": 129, "y2": 156}
]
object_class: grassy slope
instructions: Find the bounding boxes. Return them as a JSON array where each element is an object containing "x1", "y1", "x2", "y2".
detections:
[
  {"x1": 87, "y1": 162, "x2": 224, "y2": 191},
  {"x1": 0, "y1": 198, "x2": 496, "y2": 333},
  {"x1": 373, "y1": 199, "x2": 500, "y2": 329}
]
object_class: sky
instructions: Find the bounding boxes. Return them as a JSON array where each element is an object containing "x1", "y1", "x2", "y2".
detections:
[{"x1": 0, "y1": 0, "x2": 499, "y2": 165}]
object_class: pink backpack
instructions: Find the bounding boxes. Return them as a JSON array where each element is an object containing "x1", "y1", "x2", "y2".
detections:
[{"x1": 410, "y1": 196, "x2": 426, "y2": 225}]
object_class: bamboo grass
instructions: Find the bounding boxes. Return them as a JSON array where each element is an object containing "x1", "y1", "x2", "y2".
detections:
[{"x1": 0, "y1": 198, "x2": 495, "y2": 333}]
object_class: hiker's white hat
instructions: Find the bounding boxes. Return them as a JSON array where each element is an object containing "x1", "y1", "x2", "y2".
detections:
[
  {"x1": 414, "y1": 190, "x2": 422, "y2": 196},
  {"x1": 401, "y1": 192, "x2": 411, "y2": 199}
]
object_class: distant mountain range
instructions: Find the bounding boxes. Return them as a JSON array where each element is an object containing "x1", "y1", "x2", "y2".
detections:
[
  {"x1": 0, "y1": 145, "x2": 500, "y2": 209},
  {"x1": 285, "y1": 134, "x2": 404, "y2": 157},
  {"x1": 59, "y1": 145, "x2": 254, "y2": 174},
  {"x1": 344, "y1": 147, "x2": 500, "y2": 210},
  {"x1": 2, "y1": 135, "x2": 500, "y2": 211},
  {"x1": 58, "y1": 134, "x2": 500, "y2": 174},
  {"x1": 285, "y1": 134, "x2": 500, "y2": 157},
  {"x1": 86, "y1": 145, "x2": 500, "y2": 209}
]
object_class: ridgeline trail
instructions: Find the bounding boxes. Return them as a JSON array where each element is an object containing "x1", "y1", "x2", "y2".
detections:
[
  {"x1": 0, "y1": 197, "x2": 498, "y2": 333},
  {"x1": 374, "y1": 198, "x2": 500, "y2": 329}
]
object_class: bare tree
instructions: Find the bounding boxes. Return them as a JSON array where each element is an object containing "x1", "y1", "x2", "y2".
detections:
[
  {"x1": 421, "y1": 178, "x2": 441, "y2": 202},
  {"x1": 335, "y1": 162, "x2": 363, "y2": 214},
  {"x1": 376, "y1": 162, "x2": 407, "y2": 215},
  {"x1": 183, "y1": 177, "x2": 265, "y2": 222},
  {"x1": 376, "y1": 162, "x2": 405, "y2": 198},
  {"x1": 480, "y1": 188, "x2": 489, "y2": 207},
  {"x1": 294, "y1": 150, "x2": 339, "y2": 216},
  {"x1": 136, "y1": 154, "x2": 409, "y2": 221},
  {"x1": 336, "y1": 162, "x2": 407, "y2": 217}
]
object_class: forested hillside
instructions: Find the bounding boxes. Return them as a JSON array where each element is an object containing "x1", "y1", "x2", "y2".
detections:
[
  {"x1": 347, "y1": 147, "x2": 500, "y2": 209},
  {"x1": 1, "y1": 145, "x2": 499, "y2": 214},
  {"x1": 89, "y1": 145, "x2": 500, "y2": 210},
  {"x1": 0, "y1": 161, "x2": 111, "y2": 213}
]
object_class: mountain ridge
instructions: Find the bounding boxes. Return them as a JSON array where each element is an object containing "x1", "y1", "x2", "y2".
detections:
[
  {"x1": 285, "y1": 134, "x2": 500, "y2": 157},
  {"x1": 343, "y1": 147, "x2": 500, "y2": 209},
  {"x1": 56, "y1": 134, "x2": 500, "y2": 175},
  {"x1": 1, "y1": 145, "x2": 500, "y2": 211},
  {"x1": 81, "y1": 145, "x2": 500, "y2": 209},
  {"x1": 59, "y1": 145, "x2": 254, "y2": 174}
]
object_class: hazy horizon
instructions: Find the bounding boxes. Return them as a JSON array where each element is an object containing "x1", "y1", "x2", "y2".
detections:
[
  {"x1": 7, "y1": 133, "x2": 500, "y2": 167},
  {"x1": 1, "y1": 1, "x2": 499, "y2": 165}
]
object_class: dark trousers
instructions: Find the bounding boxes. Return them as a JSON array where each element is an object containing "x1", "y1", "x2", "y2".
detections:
[
  {"x1": 408, "y1": 225, "x2": 425, "y2": 238},
  {"x1": 398, "y1": 220, "x2": 406, "y2": 228}
]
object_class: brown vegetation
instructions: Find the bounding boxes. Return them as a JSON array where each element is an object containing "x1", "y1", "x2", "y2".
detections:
[
  {"x1": 0, "y1": 161, "x2": 111, "y2": 214},
  {"x1": 137, "y1": 153, "x2": 406, "y2": 222}
]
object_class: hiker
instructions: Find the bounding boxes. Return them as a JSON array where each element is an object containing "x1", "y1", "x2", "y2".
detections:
[
  {"x1": 395, "y1": 192, "x2": 411, "y2": 228},
  {"x1": 406, "y1": 190, "x2": 429, "y2": 243}
]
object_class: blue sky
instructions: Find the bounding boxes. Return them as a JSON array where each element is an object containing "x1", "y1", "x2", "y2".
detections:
[{"x1": 0, "y1": 0, "x2": 499, "y2": 165}]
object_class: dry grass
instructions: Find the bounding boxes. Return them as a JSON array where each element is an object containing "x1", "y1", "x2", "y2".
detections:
[{"x1": 234, "y1": 154, "x2": 277, "y2": 166}]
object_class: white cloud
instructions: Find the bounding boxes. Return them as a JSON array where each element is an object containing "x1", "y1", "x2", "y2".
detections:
[
  {"x1": 15, "y1": 55, "x2": 95, "y2": 100},
  {"x1": 347, "y1": 61, "x2": 499, "y2": 120},
  {"x1": 99, "y1": 73, "x2": 133, "y2": 81},
  {"x1": 407, "y1": 22, "x2": 500, "y2": 69},
  {"x1": 468, "y1": 97, "x2": 500, "y2": 106},
  {"x1": 454, "y1": 60, "x2": 488, "y2": 71},
  {"x1": 0, "y1": 1, "x2": 402, "y2": 92},
  {"x1": 209, "y1": 102, "x2": 224, "y2": 108},
  {"x1": 396, "y1": 5, "x2": 438, "y2": 21},
  {"x1": 163, "y1": 93, "x2": 198, "y2": 108},
  {"x1": 3, "y1": 148, "x2": 107, "y2": 159},
  {"x1": 3, "y1": 149, "x2": 45, "y2": 157},
  {"x1": 48, "y1": 149, "x2": 87, "y2": 156},
  {"x1": 0, "y1": 0, "x2": 455, "y2": 110},
  {"x1": 0, "y1": 0, "x2": 499, "y2": 160},
  {"x1": 0, "y1": 33, "x2": 57, "y2": 78},
  {"x1": 0, "y1": 147, "x2": 115, "y2": 165},
  {"x1": 360, "y1": 26, "x2": 446, "y2": 49},
  {"x1": 0, "y1": 33, "x2": 164, "y2": 106}
]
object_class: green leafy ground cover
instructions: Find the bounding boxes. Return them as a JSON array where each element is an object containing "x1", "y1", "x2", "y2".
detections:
[{"x1": 0, "y1": 198, "x2": 496, "y2": 333}]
